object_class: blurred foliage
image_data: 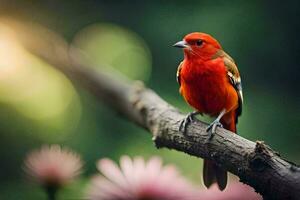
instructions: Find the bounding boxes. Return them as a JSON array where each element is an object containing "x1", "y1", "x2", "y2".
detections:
[{"x1": 0, "y1": 0, "x2": 299, "y2": 199}]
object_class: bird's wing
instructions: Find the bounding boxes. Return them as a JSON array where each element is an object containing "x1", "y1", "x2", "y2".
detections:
[
  {"x1": 176, "y1": 61, "x2": 183, "y2": 86},
  {"x1": 212, "y1": 50, "x2": 243, "y2": 118}
]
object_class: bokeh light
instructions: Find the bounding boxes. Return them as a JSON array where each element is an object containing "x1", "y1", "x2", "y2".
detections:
[
  {"x1": 73, "y1": 23, "x2": 152, "y2": 81},
  {"x1": 0, "y1": 22, "x2": 81, "y2": 140}
]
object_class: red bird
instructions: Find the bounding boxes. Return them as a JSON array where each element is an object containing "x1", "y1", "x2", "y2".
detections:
[{"x1": 173, "y1": 32, "x2": 243, "y2": 190}]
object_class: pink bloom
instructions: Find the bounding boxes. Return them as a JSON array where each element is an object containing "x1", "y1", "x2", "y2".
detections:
[
  {"x1": 24, "y1": 145, "x2": 83, "y2": 188},
  {"x1": 198, "y1": 182, "x2": 262, "y2": 200},
  {"x1": 87, "y1": 156, "x2": 198, "y2": 200}
]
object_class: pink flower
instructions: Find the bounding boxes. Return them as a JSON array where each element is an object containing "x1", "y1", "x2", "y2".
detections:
[
  {"x1": 198, "y1": 182, "x2": 262, "y2": 200},
  {"x1": 87, "y1": 156, "x2": 198, "y2": 200},
  {"x1": 24, "y1": 145, "x2": 83, "y2": 188}
]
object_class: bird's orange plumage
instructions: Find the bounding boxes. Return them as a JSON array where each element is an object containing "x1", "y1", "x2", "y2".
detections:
[{"x1": 175, "y1": 32, "x2": 243, "y2": 190}]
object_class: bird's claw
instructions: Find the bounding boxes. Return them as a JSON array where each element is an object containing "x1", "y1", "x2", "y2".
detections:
[
  {"x1": 206, "y1": 120, "x2": 223, "y2": 139},
  {"x1": 179, "y1": 112, "x2": 198, "y2": 134}
]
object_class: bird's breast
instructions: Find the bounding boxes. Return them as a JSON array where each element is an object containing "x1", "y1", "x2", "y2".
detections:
[{"x1": 180, "y1": 60, "x2": 231, "y2": 116}]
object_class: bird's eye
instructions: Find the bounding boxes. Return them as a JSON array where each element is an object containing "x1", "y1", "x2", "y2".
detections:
[{"x1": 196, "y1": 40, "x2": 203, "y2": 46}]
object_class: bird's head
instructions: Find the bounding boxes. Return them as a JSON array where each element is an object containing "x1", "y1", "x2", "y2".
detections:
[{"x1": 173, "y1": 32, "x2": 222, "y2": 60}]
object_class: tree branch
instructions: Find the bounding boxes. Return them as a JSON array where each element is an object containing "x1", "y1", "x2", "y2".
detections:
[{"x1": 6, "y1": 19, "x2": 300, "y2": 200}]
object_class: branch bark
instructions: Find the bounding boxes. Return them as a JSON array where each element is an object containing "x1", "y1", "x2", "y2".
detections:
[{"x1": 6, "y1": 20, "x2": 300, "y2": 200}]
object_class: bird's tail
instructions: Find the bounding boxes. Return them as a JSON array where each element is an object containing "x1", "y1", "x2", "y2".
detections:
[
  {"x1": 203, "y1": 110, "x2": 237, "y2": 191},
  {"x1": 203, "y1": 159, "x2": 227, "y2": 190}
]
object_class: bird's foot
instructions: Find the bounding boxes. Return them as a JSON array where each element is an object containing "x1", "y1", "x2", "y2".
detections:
[
  {"x1": 206, "y1": 119, "x2": 223, "y2": 139},
  {"x1": 179, "y1": 111, "x2": 200, "y2": 134}
]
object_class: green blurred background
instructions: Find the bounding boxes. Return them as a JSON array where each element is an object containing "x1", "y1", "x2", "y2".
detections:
[{"x1": 0, "y1": 0, "x2": 299, "y2": 199}]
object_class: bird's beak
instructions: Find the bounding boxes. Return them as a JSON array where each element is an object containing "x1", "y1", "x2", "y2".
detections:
[{"x1": 173, "y1": 40, "x2": 189, "y2": 48}]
